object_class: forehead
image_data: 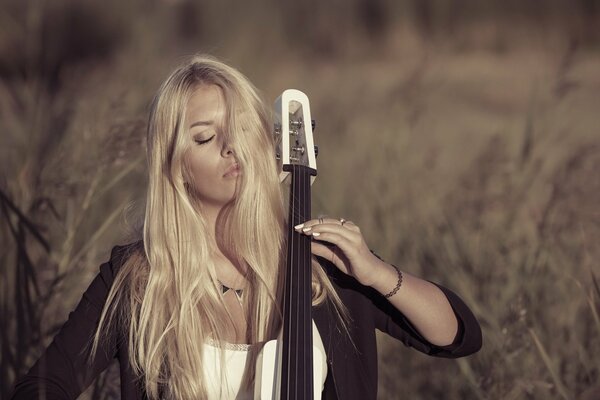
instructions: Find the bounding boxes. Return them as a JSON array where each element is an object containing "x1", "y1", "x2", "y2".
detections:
[{"x1": 185, "y1": 84, "x2": 226, "y2": 125}]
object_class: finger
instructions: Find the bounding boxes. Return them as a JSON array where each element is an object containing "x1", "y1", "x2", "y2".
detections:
[
  {"x1": 311, "y1": 241, "x2": 335, "y2": 260},
  {"x1": 340, "y1": 219, "x2": 361, "y2": 233},
  {"x1": 311, "y1": 242, "x2": 350, "y2": 273},
  {"x1": 309, "y1": 231, "x2": 356, "y2": 258},
  {"x1": 298, "y1": 223, "x2": 361, "y2": 242},
  {"x1": 294, "y1": 217, "x2": 347, "y2": 230}
]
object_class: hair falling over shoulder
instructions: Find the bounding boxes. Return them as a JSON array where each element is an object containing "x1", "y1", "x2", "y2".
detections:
[{"x1": 88, "y1": 54, "x2": 349, "y2": 399}]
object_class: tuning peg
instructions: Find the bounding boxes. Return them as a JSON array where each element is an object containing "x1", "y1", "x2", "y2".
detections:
[
  {"x1": 314, "y1": 145, "x2": 319, "y2": 157},
  {"x1": 290, "y1": 119, "x2": 303, "y2": 129},
  {"x1": 311, "y1": 119, "x2": 316, "y2": 131}
]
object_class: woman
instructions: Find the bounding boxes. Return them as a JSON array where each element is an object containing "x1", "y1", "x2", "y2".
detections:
[{"x1": 10, "y1": 55, "x2": 482, "y2": 399}]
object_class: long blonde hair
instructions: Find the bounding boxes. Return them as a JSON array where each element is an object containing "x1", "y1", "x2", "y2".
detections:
[{"x1": 89, "y1": 55, "x2": 348, "y2": 399}]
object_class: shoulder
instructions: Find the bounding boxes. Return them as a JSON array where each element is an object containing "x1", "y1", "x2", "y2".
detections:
[
  {"x1": 99, "y1": 240, "x2": 145, "y2": 284},
  {"x1": 108, "y1": 240, "x2": 144, "y2": 269}
]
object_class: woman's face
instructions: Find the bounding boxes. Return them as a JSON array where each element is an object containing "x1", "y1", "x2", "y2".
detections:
[{"x1": 183, "y1": 84, "x2": 241, "y2": 209}]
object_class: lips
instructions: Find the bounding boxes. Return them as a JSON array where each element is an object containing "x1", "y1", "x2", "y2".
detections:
[{"x1": 223, "y1": 163, "x2": 241, "y2": 177}]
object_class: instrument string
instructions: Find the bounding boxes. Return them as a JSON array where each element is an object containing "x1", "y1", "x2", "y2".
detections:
[
  {"x1": 282, "y1": 114, "x2": 314, "y2": 399},
  {"x1": 304, "y1": 163, "x2": 311, "y2": 398},
  {"x1": 300, "y1": 165, "x2": 306, "y2": 399},
  {"x1": 286, "y1": 164, "x2": 294, "y2": 400}
]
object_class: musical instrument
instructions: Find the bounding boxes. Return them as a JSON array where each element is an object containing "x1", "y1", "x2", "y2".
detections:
[{"x1": 255, "y1": 90, "x2": 325, "y2": 400}]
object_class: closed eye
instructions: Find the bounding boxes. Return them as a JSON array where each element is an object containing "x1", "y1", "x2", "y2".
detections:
[{"x1": 194, "y1": 135, "x2": 215, "y2": 145}]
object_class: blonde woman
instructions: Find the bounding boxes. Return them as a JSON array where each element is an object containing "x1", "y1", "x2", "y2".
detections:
[{"x1": 10, "y1": 55, "x2": 481, "y2": 400}]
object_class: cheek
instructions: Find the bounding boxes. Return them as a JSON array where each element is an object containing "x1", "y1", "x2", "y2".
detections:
[
  {"x1": 184, "y1": 152, "x2": 223, "y2": 195},
  {"x1": 186, "y1": 156, "x2": 210, "y2": 185}
]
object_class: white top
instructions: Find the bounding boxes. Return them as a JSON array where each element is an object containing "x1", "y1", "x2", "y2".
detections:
[
  {"x1": 203, "y1": 339, "x2": 254, "y2": 400},
  {"x1": 203, "y1": 323, "x2": 327, "y2": 400}
]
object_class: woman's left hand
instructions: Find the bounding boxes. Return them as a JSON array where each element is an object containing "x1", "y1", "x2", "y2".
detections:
[{"x1": 295, "y1": 217, "x2": 384, "y2": 287}]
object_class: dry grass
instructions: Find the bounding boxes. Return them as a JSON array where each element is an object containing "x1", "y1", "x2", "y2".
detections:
[{"x1": 1, "y1": 1, "x2": 599, "y2": 399}]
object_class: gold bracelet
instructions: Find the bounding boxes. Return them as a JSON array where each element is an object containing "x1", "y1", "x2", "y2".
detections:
[{"x1": 384, "y1": 264, "x2": 403, "y2": 298}]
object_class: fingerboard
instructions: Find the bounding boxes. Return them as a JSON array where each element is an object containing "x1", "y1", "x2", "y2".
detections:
[{"x1": 280, "y1": 163, "x2": 317, "y2": 400}]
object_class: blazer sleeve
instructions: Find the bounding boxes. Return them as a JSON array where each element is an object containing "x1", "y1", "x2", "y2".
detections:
[
  {"x1": 323, "y1": 250, "x2": 482, "y2": 359},
  {"x1": 10, "y1": 245, "x2": 129, "y2": 399},
  {"x1": 368, "y1": 252, "x2": 482, "y2": 358},
  {"x1": 370, "y1": 280, "x2": 482, "y2": 358}
]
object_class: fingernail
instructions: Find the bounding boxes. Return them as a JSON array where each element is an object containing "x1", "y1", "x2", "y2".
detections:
[
  {"x1": 312, "y1": 232, "x2": 320, "y2": 237},
  {"x1": 302, "y1": 227, "x2": 312, "y2": 233},
  {"x1": 294, "y1": 224, "x2": 304, "y2": 230}
]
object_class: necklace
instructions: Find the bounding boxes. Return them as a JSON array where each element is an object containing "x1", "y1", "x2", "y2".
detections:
[
  {"x1": 217, "y1": 280, "x2": 248, "y2": 339},
  {"x1": 218, "y1": 280, "x2": 244, "y2": 301}
]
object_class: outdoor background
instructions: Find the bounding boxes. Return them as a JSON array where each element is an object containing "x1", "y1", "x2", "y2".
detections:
[{"x1": 1, "y1": 0, "x2": 599, "y2": 399}]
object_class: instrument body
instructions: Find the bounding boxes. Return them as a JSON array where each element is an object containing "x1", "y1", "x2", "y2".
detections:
[{"x1": 255, "y1": 89, "x2": 321, "y2": 400}]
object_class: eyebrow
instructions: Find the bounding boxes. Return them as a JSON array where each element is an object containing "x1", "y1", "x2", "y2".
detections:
[{"x1": 189, "y1": 120, "x2": 213, "y2": 129}]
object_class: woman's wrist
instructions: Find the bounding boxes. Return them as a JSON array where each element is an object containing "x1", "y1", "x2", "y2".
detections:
[
  {"x1": 366, "y1": 258, "x2": 402, "y2": 296},
  {"x1": 382, "y1": 264, "x2": 403, "y2": 298}
]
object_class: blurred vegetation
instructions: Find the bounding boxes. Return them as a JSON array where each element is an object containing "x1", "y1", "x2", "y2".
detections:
[{"x1": 1, "y1": 0, "x2": 599, "y2": 399}]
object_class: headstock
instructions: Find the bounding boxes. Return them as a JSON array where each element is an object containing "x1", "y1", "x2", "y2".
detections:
[{"x1": 274, "y1": 89, "x2": 317, "y2": 185}]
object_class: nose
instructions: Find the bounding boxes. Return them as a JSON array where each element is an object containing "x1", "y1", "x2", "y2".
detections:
[{"x1": 221, "y1": 142, "x2": 234, "y2": 158}]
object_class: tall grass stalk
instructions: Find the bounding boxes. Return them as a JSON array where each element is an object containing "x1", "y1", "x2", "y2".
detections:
[{"x1": 528, "y1": 328, "x2": 571, "y2": 400}]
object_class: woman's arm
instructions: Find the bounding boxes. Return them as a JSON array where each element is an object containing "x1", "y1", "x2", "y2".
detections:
[
  {"x1": 297, "y1": 217, "x2": 481, "y2": 353},
  {"x1": 367, "y1": 258, "x2": 458, "y2": 346}
]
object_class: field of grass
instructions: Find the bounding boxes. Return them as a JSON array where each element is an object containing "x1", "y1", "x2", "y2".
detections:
[{"x1": 1, "y1": 1, "x2": 599, "y2": 399}]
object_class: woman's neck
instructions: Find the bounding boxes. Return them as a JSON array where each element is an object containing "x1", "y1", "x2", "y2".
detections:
[{"x1": 200, "y1": 202, "x2": 248, "y2": 287}]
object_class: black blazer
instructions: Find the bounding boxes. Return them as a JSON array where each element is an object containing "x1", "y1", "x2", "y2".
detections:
[{"x1": 10, "y1": 244, "x2": 482, "y2": 399}]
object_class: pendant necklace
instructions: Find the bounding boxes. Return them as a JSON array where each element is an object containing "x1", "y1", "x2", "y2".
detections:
[{"x1": 218, "y1": 280, "x2": 244, "y2": 303}]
